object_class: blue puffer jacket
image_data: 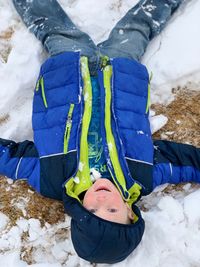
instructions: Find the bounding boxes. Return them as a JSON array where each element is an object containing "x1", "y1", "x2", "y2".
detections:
[{"x1": 0, "y1": 52, "x2": 200, "y2": 203}]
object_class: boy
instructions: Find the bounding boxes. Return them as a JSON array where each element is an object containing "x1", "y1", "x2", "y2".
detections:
[{"x1": 0, "y1": 0, "x2": 199, "y2": 264}]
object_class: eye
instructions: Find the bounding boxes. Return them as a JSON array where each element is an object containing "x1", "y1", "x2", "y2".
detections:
[
  {"x1": 88, "y1": 209, "x2": 97, "y2": 213},
  {"x1": 108, "y1": 209, "x2": 118, "y2": 213}
]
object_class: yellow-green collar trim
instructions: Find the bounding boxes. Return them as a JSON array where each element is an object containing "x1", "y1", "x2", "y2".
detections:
[{"x1": 103, "y1": 65, "x2": 128, "y2": 197}]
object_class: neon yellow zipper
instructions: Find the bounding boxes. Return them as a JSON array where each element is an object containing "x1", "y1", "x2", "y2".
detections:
[
  {"x1": 145, "y1": 83, "x2": 150, "y2": 113},
  {"x1": 36, "y1": 78, "x2": 40, "y2": 91},
  {"x1": 64, "y1": 104, "x2": 75, "y2": 154},
  {"x1": 65, "y1": 57, "x2": 93, "y2": 200},
  {"x1": 103, "y1": 66, "x2": 128, "y2": 197},
  {"x1": 35, "y1": 76, "x2": 48, "y2": 108},
  {"x1": 145, "y1": 71, "x2": 153, "y2": 113}
]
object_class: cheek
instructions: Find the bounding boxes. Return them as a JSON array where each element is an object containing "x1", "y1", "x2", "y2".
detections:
[
  {"x1": 83, "y1": 191, "x2": 94, "y2": 206},
  {"x1": 110, "y1": 193, "x2": 125, "y2": 206}
]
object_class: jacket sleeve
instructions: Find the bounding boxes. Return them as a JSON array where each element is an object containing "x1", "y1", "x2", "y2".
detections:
[
  {"x1": 152, "y1": 140, "x2": 200, "y2": 189},
  {"x1": 0, "y1": 138, "x2": 40, "y2": 190}
]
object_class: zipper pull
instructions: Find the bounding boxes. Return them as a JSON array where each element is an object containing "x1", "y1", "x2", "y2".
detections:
[
  {"x1": 64, "y1": 104, "x2": 75, "y2": 154},
  {"x1": 35, "y1": 77, "x2": 41, "y2": 91},
  {"x1": 100, "y1": 56, "x2": 110, "y2": 70},
  {"x1": 67, "y1": 104, "x2": 74, "y2": 123}
]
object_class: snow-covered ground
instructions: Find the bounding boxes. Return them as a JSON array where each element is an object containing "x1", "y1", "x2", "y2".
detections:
[{"x1": 0, "y1": 0, "x2": 200, "y2": 266}]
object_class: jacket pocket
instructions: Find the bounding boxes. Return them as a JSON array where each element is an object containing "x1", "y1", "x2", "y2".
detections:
[
  {"x1": 64, "y1": 103, "x2": 75, "y2": 154},
  {"x1": 35, "y1": 76, "x2": 48, "y2": 108}
]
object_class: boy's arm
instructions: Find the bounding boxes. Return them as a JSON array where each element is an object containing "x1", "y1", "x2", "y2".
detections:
[
  {"x1": 0, "y1": 138, "x2": 39, "y2": 185},
  {"x1": 152, "y1": 140, "x2": 200, "y2": 188}
]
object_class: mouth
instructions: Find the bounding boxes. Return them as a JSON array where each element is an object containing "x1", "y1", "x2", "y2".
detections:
[{"x1": 95, "y1": 186, "x2": 111, "y2": 192}]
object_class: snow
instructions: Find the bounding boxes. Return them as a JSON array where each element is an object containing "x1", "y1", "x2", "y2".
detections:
[
  {"x1": 90, "y1": 168, "x2": 101, "y2": 182},
  {"x1": 184, "y1": 189, "x2": 200, "y2": 224},
  {"x1": 149, "y1": 113, "x2": 168, "y2": 134},
  {"x1": 73, "y1": 176, "x2": 80, "y2": 184},
  {"x1": 143, "y1": 0, "x2": 200, "y2": 104},
  {"x1": 0, "y1": 0, "x2": 200, "y2": 266},
  {"x1": 0, "y1": 212, "x2": 9, "y2": 231}
]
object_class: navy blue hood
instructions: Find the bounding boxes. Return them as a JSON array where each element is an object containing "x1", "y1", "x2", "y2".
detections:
[{"x1": 63, "y1": 192, "x2": 145, "y2": 264}]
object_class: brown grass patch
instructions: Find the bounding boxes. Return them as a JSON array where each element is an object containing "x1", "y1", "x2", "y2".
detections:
[
  {"x1": 0, "y1": 114, "x2": 10, "y2": 125},
  {"x1": 0, "y1": 28, "x2": 14, "y2": 63},
  {"x1": 152, "y1": 87, "x2": 200, "y2": 147},
  {"x1": 0, "y1": 177, "x2": 64, "y2": 228},
  {"x1": 0, "y1": 29, "x2": 14, "y2": 40}
]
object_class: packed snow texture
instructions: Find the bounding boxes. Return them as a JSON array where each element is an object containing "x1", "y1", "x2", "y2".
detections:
[{"x1": 0, "y1": 0, "x2": 200, "y2": 266}]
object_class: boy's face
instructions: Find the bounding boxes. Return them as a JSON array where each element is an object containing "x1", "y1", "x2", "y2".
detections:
[{"x1": 83, "y1": 179, "x2": 134, "y2": 224}]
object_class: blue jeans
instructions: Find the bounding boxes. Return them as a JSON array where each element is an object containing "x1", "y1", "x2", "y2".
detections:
[{"x1": 12, "y1": 0, "x2": 183, "y2": 75}]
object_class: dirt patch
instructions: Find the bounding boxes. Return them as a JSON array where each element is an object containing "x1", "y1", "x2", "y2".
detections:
[
  {"x1": 0, "y1": 114, "x2": 10, "y2": 125},
  {"x1": 0, "y1": 177, "x2": 65, "y2": 228},
  {"x1": 152, "y1": 87, "x2": 200, "y2": 147},
  {"x1": 0, "y1": 28, "x2": 13, "y2": 63},
  {"x1": 0, "y1": 29, "x2": 13, "y2": 39}
]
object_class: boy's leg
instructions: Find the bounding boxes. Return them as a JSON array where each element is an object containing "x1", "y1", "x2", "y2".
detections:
[
  {"x1": 12, "y1": 0, "x2": 99, "y2": 74},
  {"x1": 98, "y1": 0, "x2": 183, "y2": 61}
]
